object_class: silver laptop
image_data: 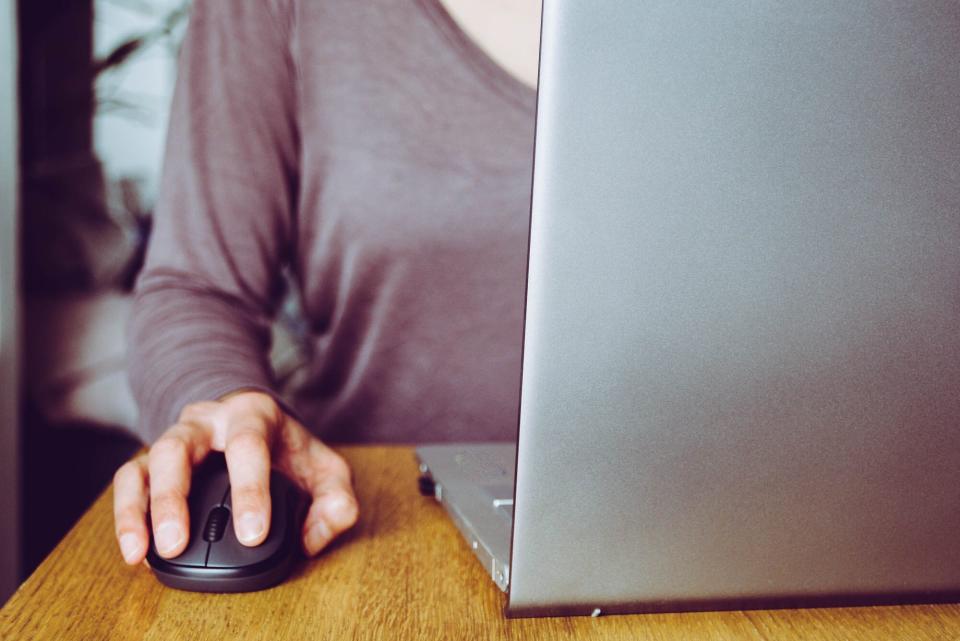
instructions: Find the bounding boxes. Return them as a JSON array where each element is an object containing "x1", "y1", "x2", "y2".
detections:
[{"x1": 416, "y1": 0, "x2": 960, "y2": 617}]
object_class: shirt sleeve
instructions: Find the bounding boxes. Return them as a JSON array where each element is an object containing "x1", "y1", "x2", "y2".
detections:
[{"x1": 127, "y1": 0, "x2": 300, "y2": 443}]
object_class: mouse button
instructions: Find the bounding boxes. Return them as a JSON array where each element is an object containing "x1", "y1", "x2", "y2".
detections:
[
  {"x1": 160, "y1": 464, "x2": 227, "y2": 566},
  {"x1": 189, "y1": 463, "x2": 231, "y2": 511},
  {"x1": 194, "y1": 452, "x2": 229, "y2": 484},
  {"x1": 186, "y1": 474, "x2": 228, "y2": 538},
  {"x1": 160, "y1": 541, "x2": 209, "y2": 568},
  {"x1": 160, "y1": 494, "x2": 217, "y2": 568},
  {"x1": 220, "y1": 471, "x2": 293, "y2": 535},
  {"x1": 146, "y1": 485, "x2": 219, "y2": 568},
  {"x1": 205, "y1": 516, "x2": 285, "y2": 568},
  {"x1": 206, "y1": 473, "x2": 291, "y2": 569},
  {"x1": 148, "y1": 526, "x2": 209, "y2": 568}
]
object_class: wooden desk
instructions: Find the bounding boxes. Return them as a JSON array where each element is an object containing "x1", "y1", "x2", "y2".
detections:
[{"x1": 2, "y1": 446, "x2": 958, "y2": 640}]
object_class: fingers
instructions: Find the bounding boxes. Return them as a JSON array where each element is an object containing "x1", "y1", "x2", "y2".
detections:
[
  {"x1": 116, "y1": 391, "x2": 356, "y2": 569},
  {"x1": 224, "y1": 418, "x2": 274, "y2": 547},
  {"x1": 148, "y1": 422, "x2": 211, "y2": 558},
  {"x1": 113, "y1": 455, "x2": 149, "y2": 565},
  {"x1": 220, "y1": 394, "x2": 283, "y2": 547},
  {"x1": 280, "y1": 431, "x2": 359, "y2": 556},
  {"x1": 220, "y1": 396, "x2": 357, "y2": 554}
]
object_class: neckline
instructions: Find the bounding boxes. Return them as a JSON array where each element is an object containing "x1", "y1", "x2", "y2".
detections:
[{"x1": 417, "y1": 0, "x2": 537, "y2": 112}]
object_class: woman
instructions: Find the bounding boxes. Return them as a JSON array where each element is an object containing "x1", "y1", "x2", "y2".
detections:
[{"x1": 113, "y1": 0, "x2": 542, "y2": 566}]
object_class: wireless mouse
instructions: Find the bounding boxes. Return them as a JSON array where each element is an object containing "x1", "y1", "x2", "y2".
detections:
[{"x1": 147, "y1": 453, "x2": 306, "y2": 592}]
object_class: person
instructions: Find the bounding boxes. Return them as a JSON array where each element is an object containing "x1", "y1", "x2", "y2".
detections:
[{"x1": 112, "y1": 0, "x2": 542, "y2": 566}]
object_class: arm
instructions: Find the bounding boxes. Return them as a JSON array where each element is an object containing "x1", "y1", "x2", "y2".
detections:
[
  {"x1": 116, "y1": 0, "x2": 357, "y2": 566},
  {"x1": 128, "y1": 0, "x2": 298, "y2": 444}
]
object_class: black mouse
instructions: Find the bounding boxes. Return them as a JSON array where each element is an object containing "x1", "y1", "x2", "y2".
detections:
[{"x1": 147, "y1": 453, "x2": 306, "y2": 592}]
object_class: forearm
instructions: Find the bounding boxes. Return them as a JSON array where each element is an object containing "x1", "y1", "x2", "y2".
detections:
[
  {"x1": 126, "y1": 0, "x2": 300, "y2": 444},
  {"x1": 127, "y1": 274, "x2": 279, "y2": 443}
]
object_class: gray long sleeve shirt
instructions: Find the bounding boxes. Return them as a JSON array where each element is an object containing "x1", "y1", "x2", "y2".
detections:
[{"x1": 128, "y1": 0, "x2": 536, "y2": 444}]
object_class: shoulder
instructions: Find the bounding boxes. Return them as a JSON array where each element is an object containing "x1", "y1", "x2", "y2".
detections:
[{"x1": 276, "y1": 0, "x2": 433, "y2": 37}]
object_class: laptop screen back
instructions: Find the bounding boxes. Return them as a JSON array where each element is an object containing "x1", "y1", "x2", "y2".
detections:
[{"x1": 509, "y1": 0, "x2": 960, "y2": 616}]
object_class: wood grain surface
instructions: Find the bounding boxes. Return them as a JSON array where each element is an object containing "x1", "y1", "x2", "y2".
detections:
[{"x1": 2, "y1": 446, "x2": 958, "y2": 640}]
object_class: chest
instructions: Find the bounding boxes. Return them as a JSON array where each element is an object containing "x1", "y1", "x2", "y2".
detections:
[{"x1": 289, "y1": 1, "x2": 537, "y2": 270}]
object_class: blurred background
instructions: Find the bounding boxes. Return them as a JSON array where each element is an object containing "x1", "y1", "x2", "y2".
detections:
[{"x1": 0, "y1": 0, "x2": 310, "y2": 604}]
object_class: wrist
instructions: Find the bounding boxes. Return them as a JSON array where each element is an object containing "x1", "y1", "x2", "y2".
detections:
[{"x1": 217, "y1": 389, "x2": 284, "y2": 421}]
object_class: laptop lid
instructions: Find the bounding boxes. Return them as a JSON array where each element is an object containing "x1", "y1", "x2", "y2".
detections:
[{"x1": 508, "y1": 0, "x2": 960, "y2": 616}]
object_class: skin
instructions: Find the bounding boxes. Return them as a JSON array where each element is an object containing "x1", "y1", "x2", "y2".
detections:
[
  {"x1": 113, "y1": 1, "x2": 543, "y2": 565},
  {"x1": 439, "y1": 0, "x2": 542, "y2": 89}
]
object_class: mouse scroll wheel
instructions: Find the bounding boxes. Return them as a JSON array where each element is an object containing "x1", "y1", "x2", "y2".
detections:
[{"x1": 203, "y1": 506, "x2": 231, "y2": 542}]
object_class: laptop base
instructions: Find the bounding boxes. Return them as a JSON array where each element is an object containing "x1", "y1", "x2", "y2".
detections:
[{"x1": 415, "y1": 443, "x2": 516, "y2": 592}]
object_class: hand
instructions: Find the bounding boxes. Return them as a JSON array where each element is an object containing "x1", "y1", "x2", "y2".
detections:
[{"x1": 112, "y1": 391, "x2": 359, "y2": 564}]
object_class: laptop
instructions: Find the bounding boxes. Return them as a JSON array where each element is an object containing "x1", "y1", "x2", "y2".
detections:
[{"x1": 416, "y1": 0, "x2": 960, "y2": 617}]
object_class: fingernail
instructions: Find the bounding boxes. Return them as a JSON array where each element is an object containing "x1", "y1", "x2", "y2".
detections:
[
  {"x1": 156, "y1": 521, "x2": 184, "y2": 555},
  {"x1": 306, "y1": 521, "x2": 332, "y2": 553},
  {"x1": 120, "y1": 533, "x2": 141, "y2": 563},
  {"x1": 238, "y1": 512, "x2": 266, "y2": 544}
]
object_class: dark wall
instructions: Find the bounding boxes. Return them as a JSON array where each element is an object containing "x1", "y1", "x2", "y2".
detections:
[
  {"x1": 17, "y1": 0, "x2": 140, "y2": 580},
  {"x1": 19, "y1": 0, "x2": 113, "y2": 294}
]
